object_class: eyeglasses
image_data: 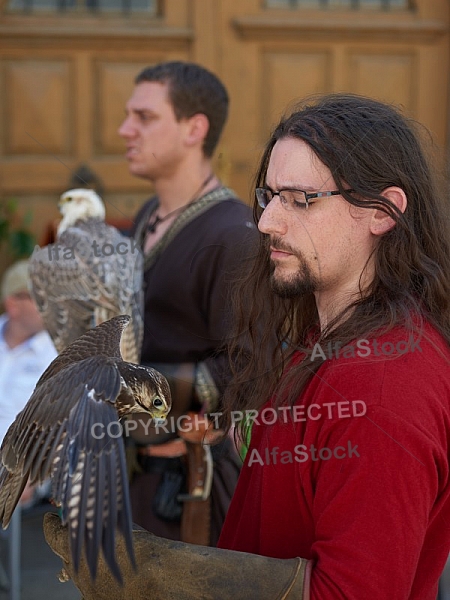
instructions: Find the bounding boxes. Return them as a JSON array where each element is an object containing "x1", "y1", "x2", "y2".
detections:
[{"x1": 256, "y1": 187, "x2": 351, "y2": 211}]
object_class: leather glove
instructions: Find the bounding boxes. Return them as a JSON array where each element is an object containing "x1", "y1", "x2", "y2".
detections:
[{"x1": 43, "y1": 512, "x2": 311, "y2": 599}]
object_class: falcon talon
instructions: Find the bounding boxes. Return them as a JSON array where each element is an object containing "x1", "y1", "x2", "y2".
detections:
[{"x1": 57, "y1": 567, "x2": 71, "y2": 583}]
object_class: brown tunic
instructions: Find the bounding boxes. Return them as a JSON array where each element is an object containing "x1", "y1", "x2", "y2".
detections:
[{"x1": 129, "y1": 187, "x2": 257, "y2": 542}]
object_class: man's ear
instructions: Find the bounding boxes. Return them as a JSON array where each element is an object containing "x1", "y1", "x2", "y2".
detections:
[
  {"x1": 185, "y1": 113, "x2": 210, "y2": 148},
  {"x1": 370, "y1": 186, "x2": 407, "y2": 236}
]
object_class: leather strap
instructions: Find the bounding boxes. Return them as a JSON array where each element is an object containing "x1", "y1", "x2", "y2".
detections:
[
  {"x1": 135, "y1": 186, "x2": 237, "y2": 271},
  {"x1": 179, "y1": 441, "x2": 213, "y2": 546}
]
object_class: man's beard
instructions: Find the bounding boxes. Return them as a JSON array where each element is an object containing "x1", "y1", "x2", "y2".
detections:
[{"x1": 269, "y1": 256, "x2": 318, "y2": 298}]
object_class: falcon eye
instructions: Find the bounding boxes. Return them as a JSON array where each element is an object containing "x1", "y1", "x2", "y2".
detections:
[
  {"x1": 153, "y1": 397, "x2": 163, "y2": 407},
  {"x1": 66, "y1": 197, "x2": 72, "y2": 201}
]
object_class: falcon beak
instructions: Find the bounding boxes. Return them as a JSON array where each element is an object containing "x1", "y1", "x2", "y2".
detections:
[{"x1": 58, "y1": 195, "x2": 72, "y2": 208}]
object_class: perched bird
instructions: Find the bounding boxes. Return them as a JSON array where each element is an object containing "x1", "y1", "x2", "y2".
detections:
[
  {"x1": 29, "y1": 188, "x2": 143, "y2": 364},
  {"x1": 0, "y1": 315, "x2": 171, "y2": 582}
]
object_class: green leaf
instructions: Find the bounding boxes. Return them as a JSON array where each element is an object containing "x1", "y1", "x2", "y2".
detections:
[
  {"x1": 0, "y1": 198, "x2": 36, "y2": 259},
  {"x1": 9, "y1": 229, "x2": 36, "y2": 258}
]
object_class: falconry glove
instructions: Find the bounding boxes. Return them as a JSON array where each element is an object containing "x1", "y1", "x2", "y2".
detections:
[{"x1": 44, "y1": 512, "x2": 312, "y2": 599}]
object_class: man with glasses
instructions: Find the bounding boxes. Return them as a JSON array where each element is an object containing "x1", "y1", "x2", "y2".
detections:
[{"x1": 45, "y1": 94, "x2": 450, "y2": 600}]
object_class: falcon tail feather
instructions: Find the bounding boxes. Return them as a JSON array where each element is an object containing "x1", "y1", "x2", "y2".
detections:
[{"x1": 59, "y1": 385, "x2": 136, "y2": 581}]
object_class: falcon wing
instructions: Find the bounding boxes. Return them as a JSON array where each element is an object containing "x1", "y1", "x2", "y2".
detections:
[
  {"x1": 88, "y1": 222, "x2": 144, "y2": 364},
  {"x1": 37, "y1": 314, "x2": 130, "y2": 385},
  {"x1": 0, "y1": 355, "x2": 135, "y2": 582},
  {"x1": 29, "y1": 227, "x2": 108, "y2": 352},
  {"x1": 116, "y1": 239, "x2": 144, "y2": 364}
]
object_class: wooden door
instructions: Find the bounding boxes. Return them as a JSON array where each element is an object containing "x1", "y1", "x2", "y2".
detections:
[
  {"x1": 0, "y1": 0, "x2": 448, "y2": 271},
  {"x1": 219, "y1": 0, "x2": 449, "y2": 199}
]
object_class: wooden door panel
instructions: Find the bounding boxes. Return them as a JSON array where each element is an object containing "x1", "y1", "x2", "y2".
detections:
[
  {"x1": 4, "y1": 58, "x2": 74, "y2": 156},
  {"x1": 221, "y1": 0, "x2": 448, "y2": 201},
  {"x1": 346, "y1": 50, "x2": 417, "y2": 114},
  {"x1": 94, "y1": 60, "x2": 158, "y2": 156},
  {"x1": 261, "y1": 49, "x2": 332, "y2": 138}
]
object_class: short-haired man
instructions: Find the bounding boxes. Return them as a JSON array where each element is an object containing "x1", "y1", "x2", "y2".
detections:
[
  {"x1": 45, "y1": 94, "x2": 450, "y2": 599},
  {"x1": 117, "y1": 61, "x2": 256, "y2": 545}
]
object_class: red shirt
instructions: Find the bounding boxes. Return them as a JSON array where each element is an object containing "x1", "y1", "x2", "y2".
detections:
[{"x1": 218, "y1": 324, "x2": 450, "y2": 599}]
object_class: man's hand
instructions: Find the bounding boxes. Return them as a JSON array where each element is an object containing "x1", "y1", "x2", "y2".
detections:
[
  {"x1": 178, "y1": 411, "x2": 223, "y2": 444},
  {"x1": 44, "y1": 512, "x2": 310, "y2": 600}
]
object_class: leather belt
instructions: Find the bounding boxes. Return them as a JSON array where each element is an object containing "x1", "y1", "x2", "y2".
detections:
[{"x1": 178, "y1": 443, "x2": 213, "y2": 502}]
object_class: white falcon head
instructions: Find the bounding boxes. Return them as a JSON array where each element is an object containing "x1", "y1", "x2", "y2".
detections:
[{"x1": 57, "y1": 188, "x2": 106, "y2": 234}]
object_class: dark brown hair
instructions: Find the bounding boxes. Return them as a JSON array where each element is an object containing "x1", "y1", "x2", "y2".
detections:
[
  {"x1": 223, "y1": 93, "x2": 450, "y2": 441},
  {"x1": 136, "y1": 61, "x2": 229, "y2": 158}
]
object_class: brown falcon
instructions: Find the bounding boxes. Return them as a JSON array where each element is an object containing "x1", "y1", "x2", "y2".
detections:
[
  {"x1": 0, "y1": 315, "x2": 171, "y2": 582},
  {"x1": 29, "y1": 188, "x2": 143, "y2": 364}
]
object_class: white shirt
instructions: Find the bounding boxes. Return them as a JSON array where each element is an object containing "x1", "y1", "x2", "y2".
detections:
[{"x1": 0, "y1": 314, "x2": 57, "y2": 444}]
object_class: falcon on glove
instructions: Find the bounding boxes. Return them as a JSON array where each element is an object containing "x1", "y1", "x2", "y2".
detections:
[{"x1": 0, "y1": 315, "x2": 171, "y2": 582}]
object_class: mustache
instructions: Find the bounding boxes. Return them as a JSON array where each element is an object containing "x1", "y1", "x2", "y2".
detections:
[{"x1": 268, "y1": 236, "x2": 298, "y2": 256}]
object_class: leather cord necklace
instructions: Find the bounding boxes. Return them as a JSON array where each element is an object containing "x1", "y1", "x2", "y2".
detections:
[{"x1": 146, "y1": 173, "x2": 215, "y2": 234}]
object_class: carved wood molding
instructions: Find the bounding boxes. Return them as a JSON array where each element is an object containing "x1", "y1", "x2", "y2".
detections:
[
  {"x1": 0, "y1": 18, "x2": 193, "y2": 44},
  {"x1": 233, "y1": 14, "x2": 448, "y2": 44}
]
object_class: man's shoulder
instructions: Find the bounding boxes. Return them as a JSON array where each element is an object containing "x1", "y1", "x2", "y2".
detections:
[
  {"x1": 29, "y1": 330, "x2": 58, "y2": 359},
  {"x1": 330, "y1": 322, "x2": 448, "y2": 369},
  {"x1": 308, "y1": 321, "x2": 450, "y2": 422},
  {"x1": 192, "y1": 191, "x2": 256, "y2": 236},
  {"x1": 0, "y1": 314, "x2": 7, "y2": 347},
  {"x1": 132, "y1": 190, "x2": 255, "y2": 235}
]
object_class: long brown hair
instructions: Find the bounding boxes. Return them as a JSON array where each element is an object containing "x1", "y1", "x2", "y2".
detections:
[{"x1": 223, "y1": 94, "x2": 450, "y2": 441}]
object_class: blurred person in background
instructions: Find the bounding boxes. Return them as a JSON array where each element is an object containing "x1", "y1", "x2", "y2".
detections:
[
  {"x1": 0, "y1": 259, "x2": 57, "y2": 504},
  {"x1": 118, "y1": 61, "x2": 258, "y2": 546}
]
